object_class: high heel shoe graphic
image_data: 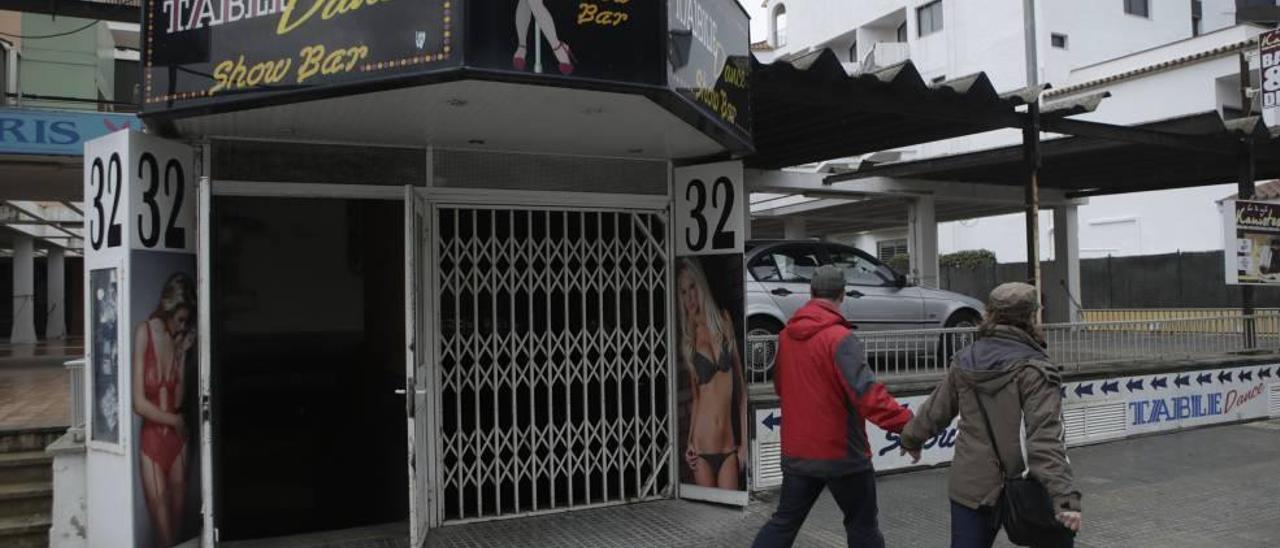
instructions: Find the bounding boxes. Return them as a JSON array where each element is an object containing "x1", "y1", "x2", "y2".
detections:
[
  {"x1": 512, "y1": 45, "x2": 527, "y2": 71},
  {"x1": 552, "y1": 42, "x2": 575, "y2": 75}
]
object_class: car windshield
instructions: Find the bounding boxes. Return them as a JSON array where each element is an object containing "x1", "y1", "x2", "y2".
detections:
[{"x1": 828, "y1": 246, "x2": 896, "y2": 286}]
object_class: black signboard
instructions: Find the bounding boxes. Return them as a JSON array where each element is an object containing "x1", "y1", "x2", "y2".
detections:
[
  {"x1": 466, "y1": 0, "x2": 665, "y2": 85},
  {"x1": 142, "y1": 0, "x2": 457, "y2": 112},
  {"x1": 141, "y1": 0, "x2": 752, "y2": 150},
  {"x1": 667, "y1": 0, "x2": 751, "y2": 142}
]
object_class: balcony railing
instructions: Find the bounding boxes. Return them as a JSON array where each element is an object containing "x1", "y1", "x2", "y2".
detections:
[
  {"x1": 65, "y1": 359, "x2": 86, "y2": 442},
  {"x1": 855, "y1": 42, "x2": 911, "y2": 74}
]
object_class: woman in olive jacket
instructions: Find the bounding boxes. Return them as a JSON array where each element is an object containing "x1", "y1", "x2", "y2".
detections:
[{"x1": 899, "y1": 282, "x2": 1082, "y2": 548}]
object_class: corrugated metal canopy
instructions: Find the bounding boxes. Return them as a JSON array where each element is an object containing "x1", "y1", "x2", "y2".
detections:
[
  {"x1": 747, "y1": 49, "x2": 1098, "y2": 170},
  {"x1": 751, "y1": 196, "x2": 1026, "y2": 238},
  {"x1": 829, "y1": 111, "x2": 1277, "y2": 197}
]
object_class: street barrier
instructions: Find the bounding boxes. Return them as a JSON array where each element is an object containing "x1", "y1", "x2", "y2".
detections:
[{"x1": 745, "y1": 313, "x2": 1280, "y2": 386}]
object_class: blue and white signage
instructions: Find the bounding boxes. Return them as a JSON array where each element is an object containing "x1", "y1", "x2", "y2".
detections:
[
  {"x1": 0, "y1": 107, "x2": 138, "y2": 156},
  {"x1": 1064, "y1": 364, "x2": 1277, "y2": 435},
  {"x1": 870, "y1": 395, "x2": 960, "y2": 470}
]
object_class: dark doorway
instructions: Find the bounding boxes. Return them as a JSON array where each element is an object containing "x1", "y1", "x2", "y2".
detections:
[{"x1": 211, "y1": 196, "x2": 407, "y2": 541}]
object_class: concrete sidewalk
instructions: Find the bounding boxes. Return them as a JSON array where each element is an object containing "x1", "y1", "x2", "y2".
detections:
[{"x1": 429, "y1": 419, "x2": 1280, "y2": 547}]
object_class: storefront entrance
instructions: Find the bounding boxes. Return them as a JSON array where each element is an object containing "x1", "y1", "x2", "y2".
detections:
[
  {"x1": 432, "y1": 204, "x2": 674, "y2": 523},
  {"x1": 209, "y1": 194, "x2": 409, "y2": 541}
]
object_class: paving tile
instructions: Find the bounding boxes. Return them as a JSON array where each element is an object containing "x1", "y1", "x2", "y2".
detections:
[{"x1": 426, "y1": 419, "x2": 1280, "y2": 548}]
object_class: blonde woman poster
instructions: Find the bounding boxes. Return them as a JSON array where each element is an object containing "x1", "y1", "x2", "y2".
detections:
[
  {"x1": 131, "y1": 252, "x2": 200, "y2": 548},
  {"x1": 676, "y1": 255, "x2": 748, "y2": 502}
]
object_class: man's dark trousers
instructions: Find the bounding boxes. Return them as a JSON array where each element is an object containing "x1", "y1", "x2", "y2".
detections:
[{"x1": 751, "y1": 468, "x2": 884, "y2": 548}]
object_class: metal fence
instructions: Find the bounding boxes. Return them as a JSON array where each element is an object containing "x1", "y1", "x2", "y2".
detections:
[
  {"x1": 745, "y1": 313, "x2": 1280, "y2": 386},
  {"x1": 66, "y1": 358, "x2": 86, "y2": 442}
]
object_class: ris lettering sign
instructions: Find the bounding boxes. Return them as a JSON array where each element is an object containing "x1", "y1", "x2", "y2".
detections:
[
  {"x1": 0, "y1": 108, "x2": 138, "y2": 156},
  {"x1": 142, "y1": 0, "x2": 456, "y2": 112}
]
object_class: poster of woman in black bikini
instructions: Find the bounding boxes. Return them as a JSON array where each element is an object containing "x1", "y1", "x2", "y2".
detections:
[{"x1": 676, "y1": 255, "x2": 747, "y2": 500}]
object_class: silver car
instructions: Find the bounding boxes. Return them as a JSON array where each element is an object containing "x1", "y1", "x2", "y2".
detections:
[{"x1": 745, "y1": 239, "x2": 985, "y2": 337}]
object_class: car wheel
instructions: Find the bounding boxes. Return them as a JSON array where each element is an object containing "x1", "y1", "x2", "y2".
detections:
[
  {"x1": 938, "y1": 311, "x2": 981, "y2": 365},
  {"x1": 747, "y1": 317, "x2": 783, "y2": 381}
]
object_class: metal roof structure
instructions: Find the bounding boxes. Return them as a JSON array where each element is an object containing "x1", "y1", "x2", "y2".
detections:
[
  {"x1": 751, "y1": 194, "x2": 1027, "y2": 238},
  {"x1": 828, "y1": 111, "x2": 1277, "y2": 198},
  {"x1": 746, "y1": 49, "x2": 1102, "y2": 170}
]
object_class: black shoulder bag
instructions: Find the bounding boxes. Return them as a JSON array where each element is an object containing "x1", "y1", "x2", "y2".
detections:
[{"x1": 972, "y1": 386, "x2": 1070, "y2": 546}]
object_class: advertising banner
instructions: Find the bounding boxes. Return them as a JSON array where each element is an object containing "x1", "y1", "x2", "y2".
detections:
[
  {"x1": 758, "y1": 364, "x2": 1278, "y2": 481},
  {"x1": 674, "y1": 161, "x2": 747, "y2": 506},
  {"x1": 1063, "y1": 365, "x2": 1277, "y2": 435},
  {"x1": 130, "y1": 252, "x2": 199, "y2": 548},
  {"x1": 667, "y1": 0, "x2": 751, "y2": 143},
  {"x1": 0, "y1": 108, "x2": 138, "y2": 156},
  {"x1": 90, "y1": 268, "x2": 122, "y2": 445},
  {"x1": 84, "y1": 130, "x2": 200, "y2": 547},
  {"x1": 1222, "y1": 200, "x2": 1280, "y2": 285},
  {"x1": 141, "y1": 0, "x2": 456, "y2": 112},
  {"x1": 1261, "y1": 29, "x2": 1279, "y2": 125}
]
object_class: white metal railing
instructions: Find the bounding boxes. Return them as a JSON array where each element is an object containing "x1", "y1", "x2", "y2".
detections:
[
  {"x1": 857, "y1": 42, "x2": 911, "y2": 74},
  {"x1": 745, "y1": 313, "x2": 1280, "y2": 387},
  {"x1": 66, "y1": 358, "x2": 86, "y2": 442}
]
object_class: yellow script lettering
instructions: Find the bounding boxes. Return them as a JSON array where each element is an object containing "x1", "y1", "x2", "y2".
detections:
[
  {"x1": 278, "y1": 0, "x2": 385, "y2": 36},
  {"x1": 297, "y1": 44, "x2": 370, "y2": 84}
]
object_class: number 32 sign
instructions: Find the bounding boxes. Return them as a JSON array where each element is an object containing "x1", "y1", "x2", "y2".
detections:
[
  {"x1": 675, "y1": 161, "x2": 744, "y2": 256},
  {"x1": 84, "y1": 131, "x2": 196, "y2": 255}
]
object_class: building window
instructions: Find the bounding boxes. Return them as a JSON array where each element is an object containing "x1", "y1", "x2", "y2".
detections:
[
  {"x1": 877, "y1": 239, "x2": 909, "y2": 262},
  {"x1": 896, "y1": 20, "x2": 908, "y2": 42},
  {"x1": 1124, "y1": 0, "x2": 1149, "y2": 17},
  {"x1": 1051, "y1": 33, "x2": 1068, "y2": 49},
  {"x1": 917, "y1": 1, "x2": 944, "y2": 37},
  {"x1": 772, "y1": 4, "x2": 788, "y2": 47}
]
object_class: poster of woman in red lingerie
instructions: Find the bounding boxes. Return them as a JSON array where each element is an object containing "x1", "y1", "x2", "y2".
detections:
[{"x1": 132, "y1": 254, "x2": 199, "y2": 548}]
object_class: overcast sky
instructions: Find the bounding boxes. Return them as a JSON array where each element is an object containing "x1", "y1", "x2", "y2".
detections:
[{"x1": 737, "y1": 0, "x2": 769, "y2": 43}]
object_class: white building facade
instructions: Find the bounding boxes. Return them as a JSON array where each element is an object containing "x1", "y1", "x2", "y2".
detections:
[{"x1": 746, "y1": 0, "x2": 1278, "y2": 263}]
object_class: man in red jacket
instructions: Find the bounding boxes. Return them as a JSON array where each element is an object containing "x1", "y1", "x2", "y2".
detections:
[{"x1": 751, "y1": 266, "x2": 915, "y2": 548}]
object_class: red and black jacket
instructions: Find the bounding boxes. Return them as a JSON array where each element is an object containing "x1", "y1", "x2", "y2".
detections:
[{"x1": 775, "y1": 299, "x2": 914, "y2": 477}]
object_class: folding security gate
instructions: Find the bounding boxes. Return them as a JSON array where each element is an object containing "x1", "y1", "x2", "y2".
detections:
[{"x1": 433, "y1": 205, "x2": 673, "y2": 522}]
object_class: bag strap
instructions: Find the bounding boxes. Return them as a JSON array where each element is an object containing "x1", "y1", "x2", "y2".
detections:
[
  {"x1": 968, "y1": 346, "x2": 1010, "y2": 478},
  {"x1": 972, "y1": 382, "x2": 1010, "y2": 478}
]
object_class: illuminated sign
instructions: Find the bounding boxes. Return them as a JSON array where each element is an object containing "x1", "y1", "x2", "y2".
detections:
[
  {"x1": 142, "y1": 0, "x2": 456, "y2": 111},
  {"x1": 140, "y1": 0, "x2": 753, "y2": 150},
  {"x1": 667, "y1": 0, "x2": 751, "y2": 142}
]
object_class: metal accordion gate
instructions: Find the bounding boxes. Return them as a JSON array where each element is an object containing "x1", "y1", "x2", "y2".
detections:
[{"x1": 434, "y1": 205, "x2": 673, "y2": 522}]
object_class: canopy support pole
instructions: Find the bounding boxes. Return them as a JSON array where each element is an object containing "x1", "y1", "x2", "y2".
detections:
[
  {"x1": 1023, "y1": 0, "x2": 1043, "y2": 306},
  {"x1": 1024, "y1": 101, "x2": 1042, "y2": 301},
  {"x1": 1240, "y1": 143, "x2": 1257, "y2": 349}
]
